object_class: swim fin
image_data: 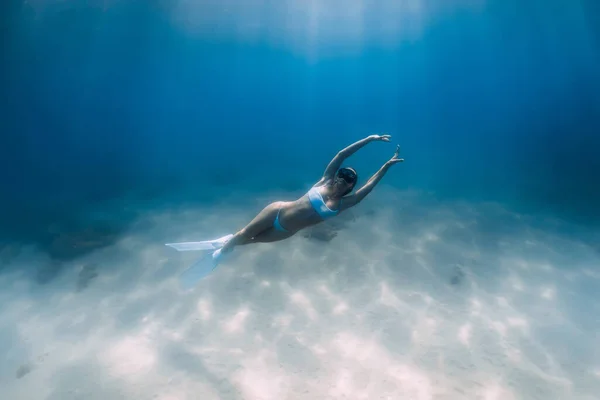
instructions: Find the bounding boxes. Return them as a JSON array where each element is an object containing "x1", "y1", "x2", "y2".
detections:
[
  {"x1": 179, "y1": 253, "x2": 216, "y2": 289},
  {"x1": 165, "y1": 234, "x2": 233, "y2": 252},
  {"x1": 178, "y1": 248, "x2": 230, "y2": 289}
]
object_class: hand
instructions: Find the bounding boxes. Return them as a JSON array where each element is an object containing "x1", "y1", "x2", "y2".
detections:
[
  {"x1": 369, "y1": 134, "x2": 392, "y2": 142},
  {"x1": 386, "y1": 144, "x2": 404, "y2": 165}
]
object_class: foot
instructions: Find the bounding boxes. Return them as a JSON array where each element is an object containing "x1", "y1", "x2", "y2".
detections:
[
  {"x1": 212, "y1": 247, "x2": 232, "y2": 266},
  {"x1": 219, "y1": 233, "x2": 239, "y2": 254},
  {"x1": 213, "y1": 234, "x2": 234, "y2": 249}
]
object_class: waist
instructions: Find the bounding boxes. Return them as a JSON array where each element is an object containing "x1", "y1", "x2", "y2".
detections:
[{"x1": 278, "y1": 198, "x2": 332, "y2": 230}]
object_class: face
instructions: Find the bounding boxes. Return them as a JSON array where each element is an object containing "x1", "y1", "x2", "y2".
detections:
[
  {"x1": 333, "y1": 171, "x2": 356, "y2": 196},
  {"x1": 333, "y1": 177, "x2": 353, "y2": 195}
]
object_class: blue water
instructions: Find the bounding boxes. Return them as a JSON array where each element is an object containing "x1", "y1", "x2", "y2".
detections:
[{"x1": 1, "y1": 1, "x2": 600, "y2": 399}]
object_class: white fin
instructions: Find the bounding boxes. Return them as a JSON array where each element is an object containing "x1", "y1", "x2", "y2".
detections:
[{"x1": 165, "y1": 234, "x2": 233, "y2": 252}]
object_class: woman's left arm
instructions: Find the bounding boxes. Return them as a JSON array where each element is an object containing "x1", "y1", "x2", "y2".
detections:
[{"x1": 340, "y1": 145, "x2": 404, "y2": 209}]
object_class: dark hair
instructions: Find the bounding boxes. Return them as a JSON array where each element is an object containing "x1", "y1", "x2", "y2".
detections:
[{"x1": 336, "y1": 167, "x2": 358, "y2": 196}]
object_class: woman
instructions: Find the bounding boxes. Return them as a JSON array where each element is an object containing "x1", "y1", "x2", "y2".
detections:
[{"x1": 166, "y1": 134, "x2": 404, "y2": 267}]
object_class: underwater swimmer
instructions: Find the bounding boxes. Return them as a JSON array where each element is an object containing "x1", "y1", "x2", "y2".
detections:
[{"x1": 166, "y1": 134, "x2": 404, "y2": 279}]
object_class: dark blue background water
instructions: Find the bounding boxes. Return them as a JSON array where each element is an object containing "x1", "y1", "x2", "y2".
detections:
[{"x1": 2, "y1": 0, "x2": 599, "y2": 257}]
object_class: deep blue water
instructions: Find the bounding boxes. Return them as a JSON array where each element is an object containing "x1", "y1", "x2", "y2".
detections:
[
  {"x1": 1, "y1": 0, "x2": 599, "y2": 254},
  {"x1": 2, "y1": 3, "x2": 600, "y2": 398}
]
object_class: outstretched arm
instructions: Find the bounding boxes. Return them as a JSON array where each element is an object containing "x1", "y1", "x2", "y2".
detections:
[
  {"x1": 340, "y1": 145, "x2": 404, "y2": 210},
  {"x1": 316, "y1": 134, "x2": 391, "y2": 185}
]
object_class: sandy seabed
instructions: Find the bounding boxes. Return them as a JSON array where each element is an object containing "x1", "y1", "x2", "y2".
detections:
[{"x1": 1, "y1": 187, "x2": 599, "y2": 400}]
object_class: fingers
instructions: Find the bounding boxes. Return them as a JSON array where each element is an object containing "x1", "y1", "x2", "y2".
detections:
[
  {"x1": 374, "y1": 133, "x2": 392, "y2": 141},
  {"x1": 374, "y1": 135, "x2": 404, "y2": 163},
  {"x1": 391, "y1": 145, "x2": 402, "y2": 163}
]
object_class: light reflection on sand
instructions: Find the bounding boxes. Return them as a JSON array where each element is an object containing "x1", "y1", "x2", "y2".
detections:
[{"x1": 0, "y1": 188, "x2": 599, "y2": 399}]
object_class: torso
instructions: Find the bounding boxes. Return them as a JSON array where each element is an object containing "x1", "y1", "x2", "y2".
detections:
[{"x1": 278, "y1": 182, "x2": 342, "y2": 232}]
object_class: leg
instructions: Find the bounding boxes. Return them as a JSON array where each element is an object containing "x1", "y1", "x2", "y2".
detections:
[
  {"x1": 243, "y1": 227, "x2": 296, "y2": 244},
  {"x1": 221, "y1": 201, "x2": 285, "y2": 253}
]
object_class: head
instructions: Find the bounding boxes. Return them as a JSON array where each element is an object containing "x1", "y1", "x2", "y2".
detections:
[{"x1": 333, "y1": 167, "x2": 358, "y2": 197}]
